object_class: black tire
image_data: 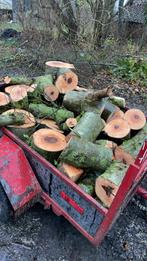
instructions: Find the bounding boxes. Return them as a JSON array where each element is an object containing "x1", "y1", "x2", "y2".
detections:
[{"x1": 0, "y1": 183, "x2": 12, "y2": 222}]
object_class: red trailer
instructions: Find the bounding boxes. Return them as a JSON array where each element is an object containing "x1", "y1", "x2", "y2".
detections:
[{"x1": 0, "y1": 127, "x2": 146, "y2": 246}]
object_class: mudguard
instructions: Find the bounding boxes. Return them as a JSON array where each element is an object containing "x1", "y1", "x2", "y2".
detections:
[{"x1": 0, "y1": 131, "x2": 41, "y2": 213}]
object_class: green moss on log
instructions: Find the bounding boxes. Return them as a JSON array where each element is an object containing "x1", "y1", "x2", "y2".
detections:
[
  {"x1": 121, "y1": 123, "x2": 147, "y2": 158},
  {"x1": 33, "y1": 75, "x2": 53, "y2": 90},
  {"x1": 29, "y1": 103, "x2": 74, "y2": 124},
  {"x1": 72, "y1": 112, "x2": 104, "y2": 142},
  {"x1": 60, "y1": 138, "x2": 113, "y2": 171}
]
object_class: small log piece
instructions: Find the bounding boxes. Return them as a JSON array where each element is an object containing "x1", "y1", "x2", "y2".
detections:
[
  {"x1": 71, "y1": 112, "x2": 105, "y2": 142},
  {"x1": 58, "y1": 163, "x2": 84, "y2": 182},
  {"x1": 95, "y1": 162, "x2": 128, "y2": 208},
  {"x1": 44, "y1": 85, "x2": 59, "y2": 102}
]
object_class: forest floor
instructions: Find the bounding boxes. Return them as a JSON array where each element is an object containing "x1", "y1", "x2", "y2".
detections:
[{"x1": 0, "y1": 23, "x2": 147, "y2": 261}]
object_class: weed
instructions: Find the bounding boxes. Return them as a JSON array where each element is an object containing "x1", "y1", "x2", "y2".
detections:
[{"x1": 112, "y1": 57, "x2": 147, "y2": 87}]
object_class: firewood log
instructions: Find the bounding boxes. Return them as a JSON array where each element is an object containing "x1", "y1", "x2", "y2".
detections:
[
  {"x1": 45, "y1": 60, "x2": 75, "y2": 75},
  {"x1": 121, "y1": 123, "x2": 147, "y2": 158},
  {"x1": 32, "y1": 129, "x2": 67, "y2": 162},
  {"x1": 124, "y1": 109, "x2": 146, "y2": 130},
  {"x1": 44, "y1": 85, "x2": 59, "y2": 102},
  {"x1": 2, "y1": 109, "x2": 36, "y2": 140},
  {"x1": 55, "y1": 68, "x2": 78, "y2": 94},
  {"x1": 104, "y1": 119, "x2": 130, "y2": 139},
  {"x1": 29, "y1": 103, "x2": 74, "y2": 124},
  {"x1": 60, "y1": 138, "x2": 113, "y2": 171},
  {"x1": 63, "y1": 89, "x2": 113, "y2": 114},
  {"x1": 58, "y1": 163, "x2": 84, "y2": 182},
  {"x1": 70, "y1": 112, "x2": 105, "y2": 142},
  {"x1": 108, "y1": 96, "x2": 126, "y2": 108},
  {"x1": 95, "y1": 162, "x2": 128, "y2": 208},
  {"x1": 33, "y1": 74, "x2": 53, "y2": 90}
]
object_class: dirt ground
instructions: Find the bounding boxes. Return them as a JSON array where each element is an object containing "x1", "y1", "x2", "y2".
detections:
[{"x1": 0, "y1": 32, "x2": 147, "y2": 261}]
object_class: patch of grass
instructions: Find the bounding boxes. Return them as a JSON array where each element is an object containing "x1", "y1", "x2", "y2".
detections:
[{"x1": 111, "y1": 57, "x2": 147, "y2": 87}]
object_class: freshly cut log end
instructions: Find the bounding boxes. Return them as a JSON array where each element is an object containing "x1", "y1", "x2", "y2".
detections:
[
  {"x1": 124, "y1": 109, "x2": 146, "y2": 130},
  {"x1": 45, "y1": 61, "x2": 75, "y2": 69},
  {"x1": 0, "y1": 92, "x2": 10, "y2": 106},
  {"x1": 37, "y1": 119, "x2": 64, "y2": 133},
  {"x1": 58, "y1": 163, "x2": 83, "y2": 182},
  {"x1": 95, "y1": 177, "x2": 118, "y2": 208},
  {"x1": 66, "y1": 118, "x2": 77, "y2": 128},
  {"x1": 95, "y1": 162, "x2": 128, "y2": 208},
  {"x1": 5, "y1": 84, "x2": 36, "y2": 95},
  {"x1": 114, "y1": 147, "x2": 135, "y2": 165},
  {"x1": 107, "y1": 110, "x2": 125, "y2": 123},
  {"x1": 2, "y1": 109, "x2": 36, "y2": 128},
  {"x1": 104, "y1": 118, "x2": 130, "y2": 139},
  {"x1": 9, "y1": 86, "x2": 28, "y2": 102},
  {"x1": 56, "y1": 70, "x2": 78, "y2": 94},
  {"x1": 44, "y1": 85, "x2": 59, "y2": 101},
  {"x1": 33, "y1": 129, "x2": 67, "y2": 152}
]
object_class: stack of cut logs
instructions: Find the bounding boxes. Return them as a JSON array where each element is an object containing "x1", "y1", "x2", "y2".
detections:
[{"x1": 0, "y1": 61, "x2": 146, "y2": 208}]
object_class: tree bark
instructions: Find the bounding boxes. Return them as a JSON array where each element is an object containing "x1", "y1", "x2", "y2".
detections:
[
  {"x1": 60, "y1": 138, "x2": 113, "y2": 171},
  {"x1": 29, "y1": 103, "x2": 74, "y2": 124}
]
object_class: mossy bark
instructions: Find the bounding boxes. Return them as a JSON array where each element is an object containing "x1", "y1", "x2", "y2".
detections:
[
  {"x1": 121, "y1": 123, "x2": 147, "y2": 158},
  {"x1": 29, "y1": 103, "x2": 74, "y2": 124},
  {"x1": 33, "y1": 75, "x2": 53, "y2": 90},
  {"x1": 0, "y1": 113, "x2": 24, "y2": 127},
  {"x1": 60, "y1": 138, "x2": 113, "y2": 171},
  {"x1": 8, "y1": 127, "x2": 35, "y2": 141},
  {"x1": 108, "y1": 96, "x2": 126, "y2": 109},
  {"x1": 71, "y1": 112, "x2": 104, "y2": 142},
  {"x1": 98, "y1": 162, "x2": 128, "y2": 187},
  {"x1": 63, "y1": 91, "x2": 104, "y2": 114}
]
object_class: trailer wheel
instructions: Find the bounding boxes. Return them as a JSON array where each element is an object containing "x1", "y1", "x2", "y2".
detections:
[{"x1": 0, "y1": 183, "x2": 12, "y2": 222}]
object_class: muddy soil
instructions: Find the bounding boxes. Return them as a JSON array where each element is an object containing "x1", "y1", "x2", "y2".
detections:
[{"x1": 0, "y1": 66, "x2": 146, "y2": 261}]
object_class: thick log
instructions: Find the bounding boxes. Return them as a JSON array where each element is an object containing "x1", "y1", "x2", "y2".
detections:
[
  {"x1": 124, "y1": 109, "x2": 146, "y2": 130},
  {"x1": 55, "y1": 68, "x2": 78, "y2": 94},
  {"x1": 5, "y1": 84, "x2": 36, "y2": 95},
  {"x1": 121, "y1": 123, "x2": 147, "y2": 158},
  {"x1": 2, "y1": 109, "x2": 36, "y2": 140},
  {"x1": 37, "y1": 119, "x2": 64, "y2": 133},
  {"x1": 95, "y1": 162, "x2": 128, "y2": 207},
  {"x1": 71, "y1": 112, "x2": 104, "y2": 142},
  {"x1": 32, "y1": 129, "x2": 67, "y2": 163},
  {"x1": 3, "y1": 76, "x2": 33, "y2": 86},
  {"x1": 60, "y1": 138, "x2": 113, "y2": 171},
  {"x1": 63, "y1": 92, "x2": 103, "y2": 114},
  {"x1": 104, "y1": 119, "x2": 130, "y2": 139},
  {"x1": 45, "y1": 61, "x2": 75, "y2": 75},
  {"x1": 107, "y1": 110, "x2": 125, "y2": 123},
  {"x1": 29, "y1": 103, "x2": 74, "y2": 124},
  {"x1": 9, "y1": 85, "x2": 29, "y2": 109}
]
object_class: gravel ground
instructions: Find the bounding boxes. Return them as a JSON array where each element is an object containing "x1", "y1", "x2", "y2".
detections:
[
  {"x1": 0, "y1": 64, "x2": 146, "y2": 261},
  {"x1": 0, "y1": 199, "x2": 146, "y2": 261}
]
